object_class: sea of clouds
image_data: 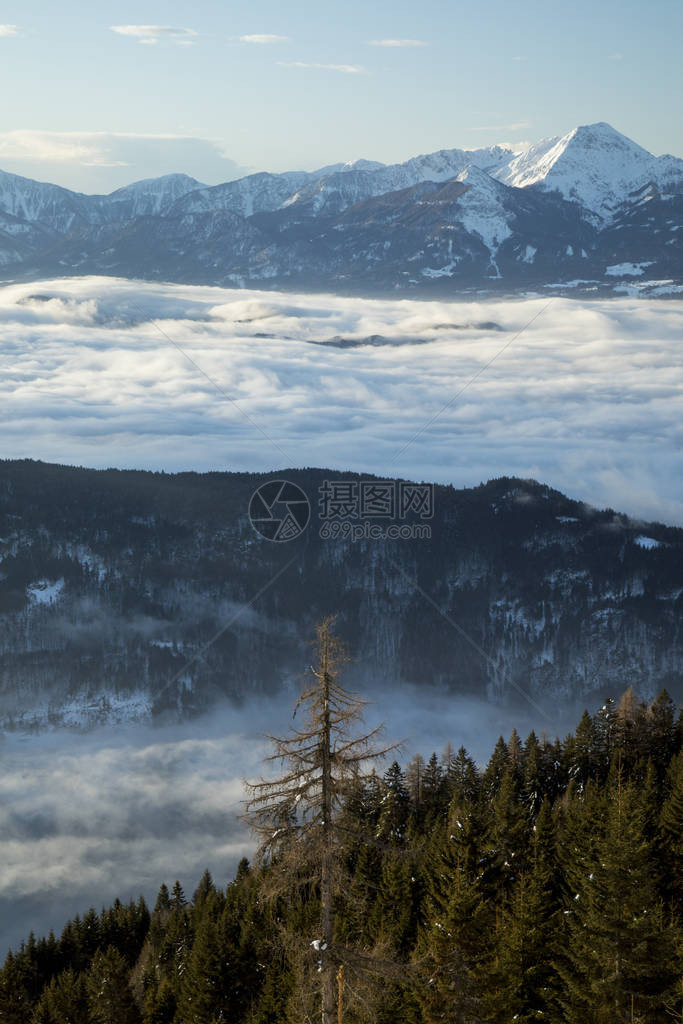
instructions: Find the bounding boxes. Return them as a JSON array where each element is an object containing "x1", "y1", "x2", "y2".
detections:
[{"x1": 0, "y1": 276, "x2": 681, "y2": 523}]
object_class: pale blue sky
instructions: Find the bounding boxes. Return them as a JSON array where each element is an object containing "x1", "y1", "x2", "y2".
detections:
[{"x1": 0, "y1": 0, "x2": 681, "y2": 191}]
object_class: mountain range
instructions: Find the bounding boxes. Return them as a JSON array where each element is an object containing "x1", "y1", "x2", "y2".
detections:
[
  {"x1": 0, "y1": 122, "x2": 681, "y2": 296},
  {"x1": 1, "y1": 460, "x2": 681, "y2": 730}
]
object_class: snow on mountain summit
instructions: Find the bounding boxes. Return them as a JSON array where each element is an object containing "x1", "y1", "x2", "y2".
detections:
[
  {"x1": 104, "y1": 173, "x2": 206, "y2": 218},
  {"x1": 494, "y1": 122, "x2": 683, "y2": 221},
  {"x1": 280, "y1": 144, "x2": 527, "y2": 217},
  {"x1": 0, "y1": 121, "x2": 680, "y2": 293}
]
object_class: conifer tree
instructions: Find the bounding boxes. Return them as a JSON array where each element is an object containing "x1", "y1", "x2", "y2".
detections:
[
  {"x1": 659, "y1": 749, "x2": 683, "y2": 907},
  {"x1": 377, "y1": 762, "x2": 411, "y2": 843},
  {"x1": 31, "y1": 968, "x2": 89, "y2": 1024},
  {"x1": 142, "y1": 976, "x2": 176, "y2": 1024},
  {"x1": 566, "y1": 709, "x2": 599, "y2": 789},
  {"x1": 170, "y1": 882, "x2": 186, "y2": 912},
  {"x1": 647, "y1": 689, "x2": 680, "y2": 781},
  {"x1": 154, "y1": 884, "x2": 171, "y2": 915},
  {"x1": 87, "y1": 946, "x2": 140, "y2": 1024},
  {"x1": 369, "y1": 853, "x2": 415, "y2": 956},
  {"x1": 558, "y1": 776, "x2": 677, "y2": 1022},
  {"x1": 0, "y1": 950, "x2": 35, "y2": 1024},
  {"x1": 406, "y1": 754, "x2": 426, "y2": 814},
  {"x1": 417, "y1": 854, "x2": 491, "y2": 1024},
  {"x1": 420, "y1": 752, "x2": 447, "y2": 827},
  {"x1": 485, "y1": 763, "x2": 530, "y2": 895},
  {"x1": 244, "y1": 616, "x2": 397, "y2": 1024},
  {"x1": 176, "y1": 892, "x2": 238, "y2": 1024},
  {"x1": 444, "y1": 745, "x2": 480, "y2": 805},
  {"x1": 482, "y1": 736, "x2": 509, "y2": 800},
  {"x1": 488, "y1": 800, "x2": 560, "y2": 1023}
]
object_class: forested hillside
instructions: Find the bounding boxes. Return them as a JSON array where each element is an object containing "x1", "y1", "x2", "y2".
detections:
[
  {"x1": 2, "y1": 460, "x2": 682, "y2": 727},
  {"x1": 2, "y1": 686, "x2": 683, "y2": 1023}
]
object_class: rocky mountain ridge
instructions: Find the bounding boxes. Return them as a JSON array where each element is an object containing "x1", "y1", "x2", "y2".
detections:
[{"x1": 0, "y1": 123, "x2": 680, "y2": 295}]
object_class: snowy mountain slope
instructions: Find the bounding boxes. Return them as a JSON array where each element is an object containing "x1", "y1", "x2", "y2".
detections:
[
  {"x1": 96, "y1": 173, "x2": 205, "y2": 220},
  {"x1": 0, "y1": 122, "x2": 679, "y2": 293},
  {"x1": 170, "y1": 171, "x2": 313, "y2": 218},
  {"x1": 291, "y1": 173, "x2": 597, "y2": 290},
  {"x1": 0, "y1": 169, "x2": 204, "y2": 235},
  {"x1": 40, "y1": 172, "x2": 595, "y2": 290},
  {"x1": 454, "y1": 165, "x2": 514, "y2": 256},
  {"x1": 0, "y1": 169, "x2": 94, "y2": 233},
  {"x1": 494, "y1": 122, "x2": 683, "y2": 221},
  {"x1": 281, "y1": 144, "x2": 522, "y2": 217}
]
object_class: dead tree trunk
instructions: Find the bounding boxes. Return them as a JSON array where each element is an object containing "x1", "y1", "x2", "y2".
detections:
[{"x1": 243, "y1": 616, "x2": 398, "y2": 1024}]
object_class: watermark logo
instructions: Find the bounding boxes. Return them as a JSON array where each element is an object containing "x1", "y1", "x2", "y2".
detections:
[
  {"x1": 249, "y1": 480, "x2": 311, "y2": 542},
  {"x1": 248, "y1": 478, "x2": 434, "y2": 542},
  {"x1": 319, "y1": 479, "x2": 433, "y2": 541}
]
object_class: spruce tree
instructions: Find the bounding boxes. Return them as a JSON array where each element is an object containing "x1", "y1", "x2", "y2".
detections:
[
  {"x1": 176, "y1": 893, "x2": 235, "y2": 1024},
  {"x1": 443, "y1": 745, "x2": 480, "y2": 805},
  {"x1": 31, "y1": 968, "x2": 89, "y2": 1024},
  {"x1": 417, "y1": 855, "x2": 491, "y2": 1024},
  {"x1": 558, "y1": 776, "x2": 678, "y2": 1022},
  {"x1": 87, "y1": 946, "x2": 140, "y2": 1024},
  {"x1": 488, "y1": 800, "x2": 560, "y2": 1023},
  {"x1": 377, "y1": 762, "x2": 411, "y2": 844},
  {"x1": 659, "y1": 749, "x2": 683, "y2": 907}
]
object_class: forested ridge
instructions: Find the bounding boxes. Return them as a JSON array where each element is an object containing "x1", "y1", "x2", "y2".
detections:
[
  {"x1": 3, "y1": 686, "x2": 683, "y2": 1023},
  {"x1": 2, "y1": 460, "x2": 683, "y2": 728}
]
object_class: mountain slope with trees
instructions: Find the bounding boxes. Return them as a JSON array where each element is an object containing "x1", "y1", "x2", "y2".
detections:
[
  {"x1": 2, "y1": 676, "x2": 683, "y2": 1023},
  {"x1": 1, "y1": 461, "x2": 682, "y2": 727}
]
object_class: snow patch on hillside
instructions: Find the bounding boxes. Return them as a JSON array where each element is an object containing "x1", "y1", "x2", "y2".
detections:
[{"x1": 27, "y1": 579, "x2": 65, "y2": 604}]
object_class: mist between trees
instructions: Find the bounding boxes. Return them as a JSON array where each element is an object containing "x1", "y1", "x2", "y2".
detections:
[{"x1": 2, "y1": 619, "x2": 683, "y2": 1024}]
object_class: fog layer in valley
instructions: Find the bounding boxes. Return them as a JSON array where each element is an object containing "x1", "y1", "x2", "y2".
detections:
[
  {"x1": 0, "y1": 687, "x2": 577, "y2": 955},
  {"x1": 0, "y1": 277, "x2": 681, "y2": 522}
]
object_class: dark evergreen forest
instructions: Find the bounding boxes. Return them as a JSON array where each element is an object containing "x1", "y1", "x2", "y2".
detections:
[
  {"x1": 3, "y1": 686, "x2": 683, "y2": 1023},
  {"x1": 2, "y1": 459, "x2": 683, "y2": 729}
]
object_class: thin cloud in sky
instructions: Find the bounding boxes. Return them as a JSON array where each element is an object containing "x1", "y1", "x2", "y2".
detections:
[
  {"x1": 240, "y1": 34, "x2": 290, "y2": 44},
  {"x1": 607, "y1": 53, "x2": 624, "y2": 60},
  {"x1": 110, "y1": 25, "x2": 198, "y2": 46},
  {"x1": 0, "y1": 24, "x2": 19, "y2": 36},
  {"x1": 473, "y1": 121, "x2": 530, "y2": 132},
  {"x1": 367, "y1": 38, "x2": 428, "y2": 47},
  {"x1": 277, "y1": 61, "x2": 367, "y2": 74},
  {"x1": 0, "y1": 131, "x2": 246, "y2": 193}
]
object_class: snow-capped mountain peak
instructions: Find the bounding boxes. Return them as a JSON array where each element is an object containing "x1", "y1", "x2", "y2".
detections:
[
  {"x1": 0, "y1": 168, "x2": 91, "y2": 233},
  {"x1": 340, "y1": 158, "x2": 386, "y2": 172},
  {"x1": 494, "y1": 121, "x2": 683, "y2": 221},
  {"x1": 102, "y1": 173, "x2": 206, "y2": 218},
  {"x1": 0, "y1": 121, "x2": 680, "y2": 295}
]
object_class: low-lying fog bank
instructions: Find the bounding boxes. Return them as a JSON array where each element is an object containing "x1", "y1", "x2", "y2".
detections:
[
  {"x1": 0, "y1": 278, "x2": 681, "y2": 523},
  {"x1": 0, "y1": 686, "x2": 580, "y2": 954}
]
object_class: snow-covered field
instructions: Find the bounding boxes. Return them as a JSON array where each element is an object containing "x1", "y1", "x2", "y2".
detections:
[{"x1": 1, "y1": 277, "x2": 681, "y2": 522}]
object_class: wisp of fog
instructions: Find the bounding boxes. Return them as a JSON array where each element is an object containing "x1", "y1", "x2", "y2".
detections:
[{"x1": 0, "y1": 687, "x2": 576, "y2": 954}]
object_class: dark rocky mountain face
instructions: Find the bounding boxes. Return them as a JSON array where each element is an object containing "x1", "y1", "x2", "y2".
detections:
[{"x1": 1, "y1": 461, "x2": 680, "y2": 729}]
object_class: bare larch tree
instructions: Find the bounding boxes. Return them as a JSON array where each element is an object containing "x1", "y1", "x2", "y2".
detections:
[{"x1": 243, "y1": 616, "x2": 398, "y2": 1024}]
